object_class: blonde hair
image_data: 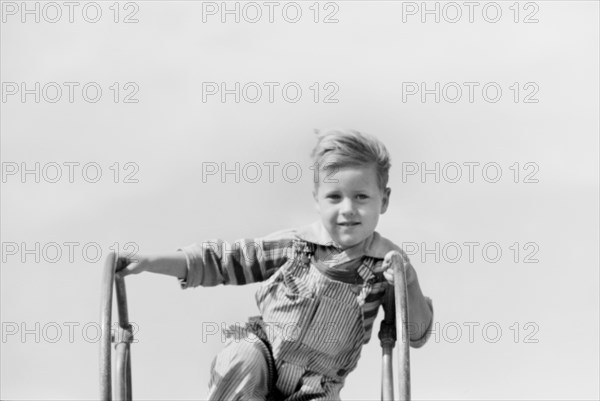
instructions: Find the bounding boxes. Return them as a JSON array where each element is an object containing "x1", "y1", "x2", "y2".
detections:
[{"x1": 310, "y1": 129, "x2": 391, "y2": 191}]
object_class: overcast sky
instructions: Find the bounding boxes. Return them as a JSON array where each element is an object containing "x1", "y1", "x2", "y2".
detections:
[{"x1": 1, "y1": 1, "x2": 599, "y2": 400}]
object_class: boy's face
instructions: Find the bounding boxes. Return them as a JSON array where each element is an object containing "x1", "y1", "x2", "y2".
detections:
[{"x1": 313, "y1": 163, "x2": 391, "y2": 250}]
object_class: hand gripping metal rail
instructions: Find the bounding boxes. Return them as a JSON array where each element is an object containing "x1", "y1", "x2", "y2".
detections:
[
  {"x1": 99, "y1": 250, "x2": 411, "y2": 401},
  {"x1": 100, "y1": 252, "x2": 133, "y2": 401}
]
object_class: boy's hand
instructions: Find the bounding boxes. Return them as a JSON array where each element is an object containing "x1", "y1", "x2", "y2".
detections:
[
  {"x1": 114, "y1": 252, "x2": 187, "y2": 280},
  {"x1": 115, "y1": 255, "x2": 148, "y2": 279},
  {"x1": 373, "y1": 251, "x2": 417, "y2": 286}
]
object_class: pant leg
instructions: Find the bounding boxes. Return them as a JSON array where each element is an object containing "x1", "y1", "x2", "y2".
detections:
[
  {"x1": 283, "y1": 372, "x2": 342, "y2": 401},
  {"x1": 207, "y1": 333, "x2": 272, "y2": 401}
]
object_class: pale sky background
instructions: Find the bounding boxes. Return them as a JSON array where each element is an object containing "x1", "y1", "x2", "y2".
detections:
[{"x1": 1, "y1": 1, "x2": 599, "y2": 400}]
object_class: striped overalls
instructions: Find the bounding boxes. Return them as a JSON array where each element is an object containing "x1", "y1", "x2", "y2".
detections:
[{"x1": 208, "y1": 239, "x2": 379, "y2": 400}]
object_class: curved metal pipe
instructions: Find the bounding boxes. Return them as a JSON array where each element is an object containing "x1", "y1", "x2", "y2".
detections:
[
  {"x1": 100, "y1": 252, "x2": 117, "y2": 400},
  {"x1": 115, "y1": 273, "x2": 132, "y2": 400},
  {"x1": 393, "y1": 252, "x2": 411, "y2": 400},
  {"x1": 115, "y1": 342, "x2": 130, "y2": 400},
  {"x1": 379, "y1": 251, "x2": 411, "y2": 401},
  {"x1": 381, "y1": 343, "x2": 394, "y2": 400}
]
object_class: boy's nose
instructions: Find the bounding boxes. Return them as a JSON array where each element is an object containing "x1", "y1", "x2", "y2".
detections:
[{"x1": 340, "y1": 198, "x2": 356, "y2": 215}]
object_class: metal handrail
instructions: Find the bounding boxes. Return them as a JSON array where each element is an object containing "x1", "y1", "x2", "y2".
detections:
[
  {"x1": 380, "y1": 251, "x2": 411, "y2": 401},
  {"x1": 100, "y1": 252, "x2": 133, "y2": 401}
]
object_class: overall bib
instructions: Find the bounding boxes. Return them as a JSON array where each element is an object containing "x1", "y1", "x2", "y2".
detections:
[{"x1": 255, "y1": 239, "x2": 376, "y2": 400}]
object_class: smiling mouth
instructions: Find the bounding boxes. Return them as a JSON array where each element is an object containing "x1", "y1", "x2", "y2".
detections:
[{"x1": 338, "y1": 222, "x2": 361, "y2": 226}]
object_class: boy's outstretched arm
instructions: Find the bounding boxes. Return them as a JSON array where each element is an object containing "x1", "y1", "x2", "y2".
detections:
[{"x1": 115, "y1": 235, "x2": 293, "y2": 288}]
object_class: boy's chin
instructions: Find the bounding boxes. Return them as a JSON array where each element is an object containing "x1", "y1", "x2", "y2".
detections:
[{"x1": 335, "y1": 235, "x2": 367, "y2": 250}]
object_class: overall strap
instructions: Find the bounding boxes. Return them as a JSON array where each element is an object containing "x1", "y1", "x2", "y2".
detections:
[{"x1": 355, "y1": 257, "x2": 380, "y2": 306}]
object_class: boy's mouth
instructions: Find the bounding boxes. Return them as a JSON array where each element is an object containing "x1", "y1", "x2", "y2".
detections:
[{"x1": 338, "y1": 222, "x2": 361, "y2": 226}]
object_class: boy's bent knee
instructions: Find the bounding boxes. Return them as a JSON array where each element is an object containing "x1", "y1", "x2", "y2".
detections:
[{"x1": 208, "y1": 333, "x2": 272, "y2": 401}]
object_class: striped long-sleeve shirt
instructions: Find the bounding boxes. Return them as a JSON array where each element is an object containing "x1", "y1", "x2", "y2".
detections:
[{"x1": 178, "y1": 220, "x2": 433, "y2": 347}]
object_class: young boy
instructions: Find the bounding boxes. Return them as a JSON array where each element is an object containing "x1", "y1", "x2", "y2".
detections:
[{"x1": 116, "y1": 129, "x2": 434, "y2": 400}]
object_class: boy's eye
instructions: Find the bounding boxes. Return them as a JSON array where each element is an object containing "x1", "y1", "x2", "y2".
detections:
[
  {"x1": 327, "y1": 194, "x2": 341, "y2": 200},
  {"x1": 356, "y1": 194, "x2": 369, "y2": 200}
]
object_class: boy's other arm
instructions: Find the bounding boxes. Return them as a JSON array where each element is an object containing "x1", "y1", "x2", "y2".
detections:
[
  {"x1": 380, "y1": 250, "x2": 434, "y2": 347},
  {"x1": 406, "y1": 276, "x2": 434, "y2": 345}
]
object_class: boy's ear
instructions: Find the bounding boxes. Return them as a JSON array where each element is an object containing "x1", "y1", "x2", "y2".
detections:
[{"x1": 380, "y1": 187, "x2": 391, "y2": 214}]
